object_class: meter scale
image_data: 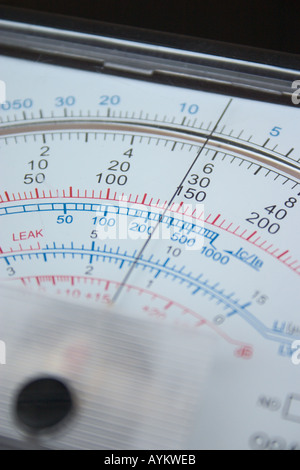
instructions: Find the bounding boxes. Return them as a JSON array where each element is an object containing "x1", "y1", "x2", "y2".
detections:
[
  {"x1": 0, "y1": 120, "x2": 299, "y2": 356},
  {"x1": 0, "y1": 194, "x2": 299, "y2": 275},
  {"x1": 5, "y1": 274, "x2": 254, "y2": 353},
  {"x1": 0, "y1": 238, "x2": 299, "y2": 347},
  {"x1": 0, "y1": 107, "x2": 299, "y2": 169},
  {"x1": 0, "y1": 49, "x2": 300, "y2": 449},
  {"x1": 1, "y1": 122, "x2": 300, "y2": 181}
]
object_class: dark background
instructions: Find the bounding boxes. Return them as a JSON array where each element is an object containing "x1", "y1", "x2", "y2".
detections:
[{"x1": 0, "y1": 0, "x2": 299, "y2": 56}]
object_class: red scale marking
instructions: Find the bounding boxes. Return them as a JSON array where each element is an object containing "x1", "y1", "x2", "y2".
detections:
[
  {"x1": 211, "y1": 214, "x2": 221, "y2": 225},
  {"x1": 10, "y1": 275, "x2": 252, "y2": 353},
  {"x1": 176, "y1": 201, "x2": 184, "y2": 212},
  {"x1": 164, "y1": 301, "x2": 174, "y2": 310},
  {"x1": 277, "y1": 250, "x2": 289, "y2": 259},
  {"x1": 0, "y1": 188, "x2": 299, "y2": 275},
  {"x1": 288, "y1": 260, "x2": 298, "y2": 267},
  {"x1": 246, "y1": 231, "x2": 257, "y2": 241},
  {"x1": 0, "y1": 242, "x2": 41, "y2": 254}
]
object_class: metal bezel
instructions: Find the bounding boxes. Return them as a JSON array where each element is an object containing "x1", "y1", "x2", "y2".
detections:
[{"x1": 0, "y1": 7, "x2": 299, "y2": 106}]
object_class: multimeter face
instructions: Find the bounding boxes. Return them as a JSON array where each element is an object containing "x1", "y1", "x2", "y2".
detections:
[{"x1": 0, "y1": 52, "x2": 300, "y2": 450}]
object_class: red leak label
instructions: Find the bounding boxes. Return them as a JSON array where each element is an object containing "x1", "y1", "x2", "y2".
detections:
[{"x1": 12, "y1": 229, "x2": 43, "y2": 242}]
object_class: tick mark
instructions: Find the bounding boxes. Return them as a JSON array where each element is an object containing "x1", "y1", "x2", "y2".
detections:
[
  {"x1": 211, "y1": 151, "x2": 218, "y2": 161},
  {"x1": 277, "y1": 250, "x2": 289, "y2": 259},
  {"x1": 286, "y1": 148, "x2": 294, "y2": 158},
  {"x1": 212, "y1": 214, "x2": 221, "y2": 225},
  {"x1": 246, "y1": 231, "x2": 257, "y2": 241},
  {"x1": 254, "y1": 166, "x2": 262, "y2": 175}
]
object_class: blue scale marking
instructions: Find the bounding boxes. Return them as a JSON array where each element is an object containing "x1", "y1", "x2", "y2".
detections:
[
  {"x1": 0, "y1": 202, "x2": 219, "y2": 245},
  {"x1": 0, "y1": 242, "x2": 296, "y2": 346}
]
